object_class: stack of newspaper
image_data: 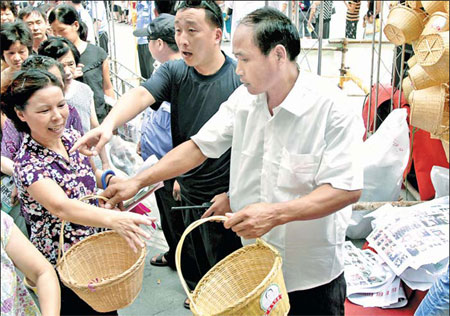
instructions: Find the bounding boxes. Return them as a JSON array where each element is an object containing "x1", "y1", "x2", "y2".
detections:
[{"x1": 344, "y1": 196, "x2": 449, "y2": 308}]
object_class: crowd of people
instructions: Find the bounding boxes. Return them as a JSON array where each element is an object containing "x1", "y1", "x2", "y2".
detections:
[{"x1": 0, "y1": 1, "x2": 402, "y2": 316}]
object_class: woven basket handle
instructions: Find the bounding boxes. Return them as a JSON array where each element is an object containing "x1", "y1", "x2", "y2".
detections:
[
  {"x1": 175, "y1": 215, "x2": 279, "y2": 314},
  {"x1": 56, "y1": 195, "x2": 109, "y2": 265},
  {"x1": 175, "y1": 215, "x2": 227, "y2": 314}
]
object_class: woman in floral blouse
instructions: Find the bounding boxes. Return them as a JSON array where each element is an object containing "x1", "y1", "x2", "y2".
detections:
[{"x1": 1, "y1": 69, "x2": 155, "y2": 315}]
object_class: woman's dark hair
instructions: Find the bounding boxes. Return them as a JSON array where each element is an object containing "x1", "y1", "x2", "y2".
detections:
[
  {"x1": 239, "y1": 7, "x2": 300, "y2": 61},
  {"x1": 21, "y1": 55, "x2": 65, "y2": 86},
  {"x1": 48, "y1": 4, "x2": 86, "y2": 40},
  {"x1": 38, "y1": 36, "x2": 81, "y2": 64},
  {"x1": 18, "y1": 5, "x2": 47, "y2": 22},
  {"x1": 0, "y1": 20, "x2": 33, "y2": 61},
  {"x1": 1, "y1": 1, "x2": 17, "y2": 18},
  {"x1": 1, "y1": 69, "x2": 63, "y2": 134}
]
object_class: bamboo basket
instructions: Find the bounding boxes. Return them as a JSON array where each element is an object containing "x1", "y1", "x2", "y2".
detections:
[
  {"x1": 445, "y1": 1, "x2": 449, "y2": 13},
  {"x1": 415, "y1": 32, "x2": 449, "y2": 83},
  {"x1": 406, "y1": 1, "x2": 422, "y2": 10},
  {"x1": 408, "y1": 63, "x2": 440, "y2": 89},
  {"x1": 176, "y1": 216, "x2": 290, "y2": 316},
  {"x1": 402, "y1": 76, "x2": 414, "y2": 102},
  {"x1": 384, "y1": 5, "x2": 427, "y2": 45},
  {"x1": 410, "y1": 84, "x2": 449, "y2": 135},
  {"x1": 422, "y1": 1, "x2": 447, "y2": 15},
  {"x1": 407, "y1": 55, "x2": 418, "y2": 68},
  {"x1": 56, "y1": 195, "x2": 147, "y2": 313},
  {"x1": 422, "y1": 12, "x2": 449, "y2": 35}
]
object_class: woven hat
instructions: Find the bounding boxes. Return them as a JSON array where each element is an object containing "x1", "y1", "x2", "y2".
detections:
[
  {"x1": 422, "y1": 1, "x2": 447, "y2": 15},
  {"x1": 415, "y1": 31, "x2": 449, "y2": 83},
  {"x1": 410, "y1": 84, "x2": 449, "y2": 135},
  {"x1": 409, "y1": 63, "x2": 440, "y2": 90},
  {"x1": 384, "y1": 5, "x2": 427, "y2": 45},
  {"x1": 406, "y1": 1, "x2": 422, "y2": 10},
  {"x1": 422, "y1": 12, "x2": 449, "y2": 35}
]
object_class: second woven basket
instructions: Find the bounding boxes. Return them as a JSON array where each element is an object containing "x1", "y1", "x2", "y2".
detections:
[{"x1": 176, "y1": 216, "x2": 290, "y2": 316}]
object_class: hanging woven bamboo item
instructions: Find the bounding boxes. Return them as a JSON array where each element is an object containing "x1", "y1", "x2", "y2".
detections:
[
  {"x1": 422, "y1": 1, "x2": 447, "y2": 15},
  {"x1": 422, "y1": 12, "x2": 449, "y2": 35},
  {"x1": 414, "y1": 31, "x2": 449, "y2": 83},
  {"x1": 384, "y1": 5, "x2": 427, "y2": 45}
]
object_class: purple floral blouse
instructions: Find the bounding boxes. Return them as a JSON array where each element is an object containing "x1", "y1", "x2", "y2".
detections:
[
  {"x1": 1, "y1": 104, "x2": 83, "y2": 161},
  {"x1": 14, "y1": 127, "x2": 100, "y2": 266}
]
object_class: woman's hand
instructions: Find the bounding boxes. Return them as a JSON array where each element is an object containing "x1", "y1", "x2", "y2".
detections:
[{"x1": 110, "y1": 212, "x2": 156, "y2": 253}]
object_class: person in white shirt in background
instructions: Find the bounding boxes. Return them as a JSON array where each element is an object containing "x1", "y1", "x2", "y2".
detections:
[
  {"x1": 68, "y1": 0, "x2": 96, "y2": 44},
  {"x1": 98, "y1": 7, "x2": 364, "y2": 316}
]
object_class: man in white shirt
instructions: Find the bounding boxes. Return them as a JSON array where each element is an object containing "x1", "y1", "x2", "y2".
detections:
[{"x1": 75, "y1": 6, "x2": 363, "y2": 315}]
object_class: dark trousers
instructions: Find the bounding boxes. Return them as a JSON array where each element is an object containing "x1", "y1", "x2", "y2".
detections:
[
  {"x1": 154, "y1": 179, "x2": 183, "y2": 269},
  {"x1": 179, "y1": 198, "x2": 242, "y2": 290},
  {"x1": 312, "y1": 19, "x2": 331, "y2": 39},
  {"x1": 59, "y1": 278, "x2": 118, "y2": 315},
  {"x1": 345, "y1": 20, "x2": 358, "y2": 39},
  {"x1": 98, "y1": 32, "x2": 109, "y2": 55},
  {"x1": 288, "y1": 272, "x2": 346, "y2": 316},
  {"x1": 137, "y1": 43, "x2": 154, "y2": 80}
]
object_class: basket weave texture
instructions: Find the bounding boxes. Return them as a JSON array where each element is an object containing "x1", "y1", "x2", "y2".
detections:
[
  {"x1": 384, "y1": 5, "x2": 426, "y2": 45},
  {"x1": 445, "y1": 1, "x2": 449, "y2": 13},
  {"x1": 422, "y1": 12, "x2": 449, "y2": 35},
  {"x1": 176, "y1": 216, "x2": 290, "y2": 316},
  {"x1": 415, "y1": 32, "x2": 449, "y2": 83},
  {"x1": 410, "y1": 84, "x2": 449, "y2": 135},
  {"x1": 408, "y1": 63, "x2": 440, "y2": 90},
  {"x1": 56, "y1": 196, "x2": 147, "y2": 313},
  {"x1": 422, "y1": 1, "x2": 447, "y2": 15},
  {"x1": 407, "y1": 55, "x2": 418, "y2": 68},
  {"x1": 402, "y1": 76, "x2": 414, "y2": 102}
]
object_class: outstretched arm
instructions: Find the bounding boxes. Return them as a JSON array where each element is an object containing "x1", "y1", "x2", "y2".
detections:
[
  {"x1": 6, "y1": 223, "x2": 61, "y2": 316},
  {"x1": 71, "y1": 86, "x2": 155, "y2": 156},
  {"x1": 102, "y1": 140, "x2": 208, "y2": 208}
]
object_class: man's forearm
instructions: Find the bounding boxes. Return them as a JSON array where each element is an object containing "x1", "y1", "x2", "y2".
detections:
[
  {"x1": 276, "y1": 184, "x2": 362, "y2": 225},
  {"x1": 134, "y1": 140, "x2": 207, "y2": 189},
  {"x1": 102, "y1": 86, "x2": 153, "y2": 131}
]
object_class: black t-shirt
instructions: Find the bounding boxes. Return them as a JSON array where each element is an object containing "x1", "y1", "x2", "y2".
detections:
[{"x1": 141, "y1": 53, "x2": 241, "y2": 203}]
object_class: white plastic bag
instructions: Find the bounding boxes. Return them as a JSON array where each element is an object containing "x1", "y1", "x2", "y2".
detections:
[
  {"x1": 430, "y1": 166, "x2": 449, "y2": 198},
  {"x1": 359, "y1": 108, "x2": 410, "y2": 202},
  {"x1": 106, "y1": 135, "x2": 144, "y2": 176},
  {"x1": 347, "y1": 109, "x2": 410, "y2": 239}
]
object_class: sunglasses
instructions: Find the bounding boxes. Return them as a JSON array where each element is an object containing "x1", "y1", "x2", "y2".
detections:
[{"x1": 176, "y1": 0, "x2": 223, "y2": 29}]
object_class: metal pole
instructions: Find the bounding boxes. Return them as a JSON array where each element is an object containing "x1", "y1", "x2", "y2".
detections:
[
  {"x1": 293, "y1": 1, "x2": 299, "y2": 30},
  {"x1": 317, "y1": 2, "x2": 324, "y2": 75},
  {"x1": 365, "y1": 19, "x2": 378, "y2": 138},
  {"x1": 397, "y1": 44, "x2": 406, "y2": 109},
  {"x1": 373, "y1": 1, "x2": 384, "y2": 131},
  {"x1": 390, "y1": 45, "x2": 397, "y2": 112}
]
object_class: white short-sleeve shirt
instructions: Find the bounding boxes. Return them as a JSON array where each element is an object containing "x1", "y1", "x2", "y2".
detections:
[{"x1": 191, "y1": 71, "x2": 364, "y2": 292}]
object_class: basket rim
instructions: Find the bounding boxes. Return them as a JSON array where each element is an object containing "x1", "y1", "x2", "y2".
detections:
[
  {"x1": 57, "y1": 230, "x2": 147, "y2": 290},
  {"x1": 192, "y1": 240, "x2": 283, "y2": 315},
  {"x1": 389, "y1": 5, "x2": 427, "y2": 25}
]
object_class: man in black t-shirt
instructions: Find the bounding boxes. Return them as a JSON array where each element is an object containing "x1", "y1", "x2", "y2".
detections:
[{"x1": 72, "y1": 1, "x2": 242, "y2": 309}]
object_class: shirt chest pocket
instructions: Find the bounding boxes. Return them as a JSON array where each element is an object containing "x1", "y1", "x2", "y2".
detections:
[{"x1": 277, "y1": 148, "x2": 320, "y2": 195}]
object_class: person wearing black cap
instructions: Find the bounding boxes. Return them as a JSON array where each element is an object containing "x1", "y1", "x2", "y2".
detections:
[
  {"x1": 133, "y1": 13, "x2": 185, "y2": 274},
  {"x1": 72, "y1": 1, "x2": 243, "y2": 309}
]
